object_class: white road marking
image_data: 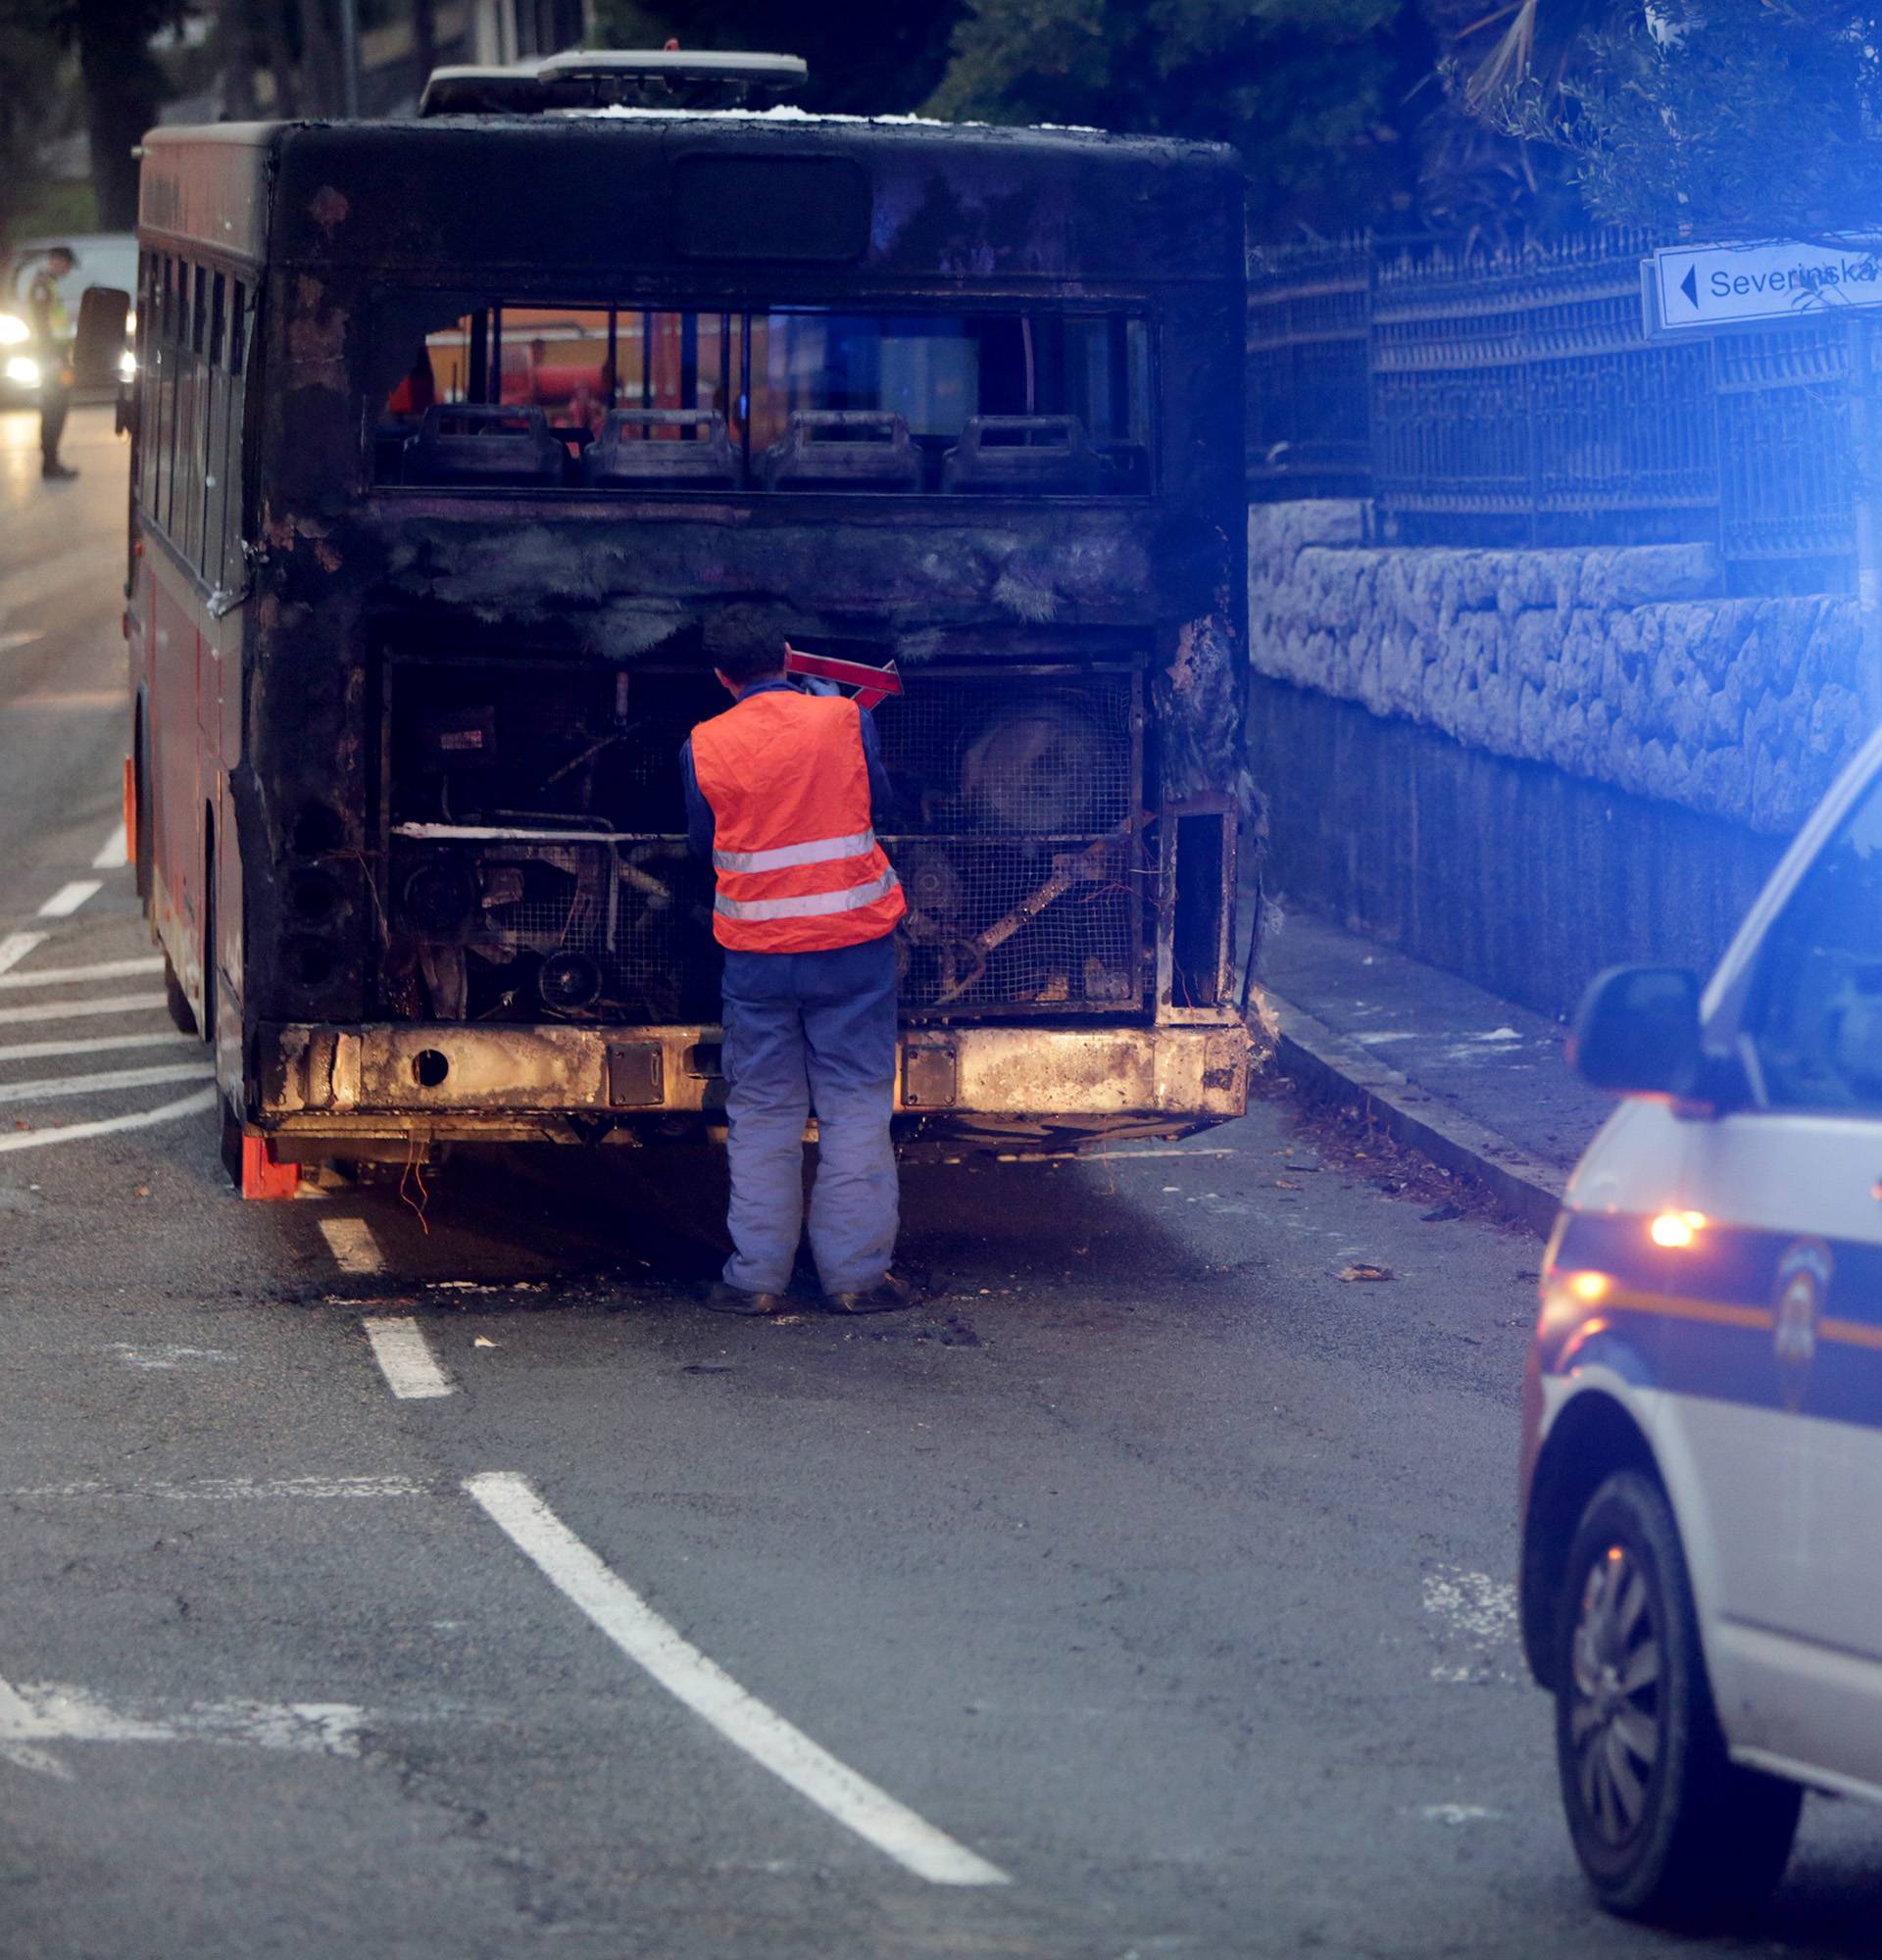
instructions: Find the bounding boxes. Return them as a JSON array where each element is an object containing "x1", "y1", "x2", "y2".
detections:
[
  {"x1": 320, "y1": 1216, "x2": 386, "y2": 1276},
  {"x1": 465, "y1": 1471, "x2": 1011, "y2": 1887},
  {"x1": 0, "y1": 932, "x2": 47, "y2": 975},
  {"x1": 3, "y1": 1475, "x2": 425, "y2": 1501},
  {"x1": 0, "y1": 1060, "x2": 214, "y2": 1107},
  {"x1": 0, "y1": 956, "x2": 163, "y2": 991},
  {"x1": 0, "y1": 1030, "x2": 194, "y2": 1065},
  {"x1": 36, "y1": 880, "x2": 102, "y2": 919},
  {"x1": 0, "y1": 992, "x2": 165, "y2": 1026},
  {"x1": 1422, "y1": 1567, "x2": 1521, "y2": 1686},
  {"x1": 91, "y1": 822, "x2": 128, "y2": 870},
  {"x1": 0, "y1": 1674, "x2": 364, "y2": 1782},
  {"x1": 996, "y1": 1146, "x2": 1242, "y2": 1162},
  {"x1": 0, "y1": 1085, "x2": 216, "y2": 1154},
  {"x1": 0, "y1": 630, "x2": 46, "y2": 654},
  {"x1": 362, "y1": 1317, "x2": 454, "y2": 1399},
  {"x1": 106, "y1": 1344, "x2": 239, "y2": 1371}
]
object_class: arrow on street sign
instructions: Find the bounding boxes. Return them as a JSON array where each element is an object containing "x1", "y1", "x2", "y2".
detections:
[{"x1": 1647, "y1": 238, "x2": 1882, "y2": 335}]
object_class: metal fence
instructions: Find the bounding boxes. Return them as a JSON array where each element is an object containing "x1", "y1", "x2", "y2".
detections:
[{"x1": 1249, "y1": 232, "x2": 1858, "y2": 592}]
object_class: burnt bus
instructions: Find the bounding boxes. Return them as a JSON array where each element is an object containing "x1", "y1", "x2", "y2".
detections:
[{"x1": 124, "y1": 54, "x2": 1253, "y2": 1192}]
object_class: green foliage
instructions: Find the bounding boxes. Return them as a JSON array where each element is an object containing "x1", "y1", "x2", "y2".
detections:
[
  {"x1": 1488, "y1": 0, "x2": 1882, "y2": 237},
  {"x1": 594, "y1": 0, "x2": 965, "y2": 115},
  {"x1": 0, "y1": 1, "x2": 67, "y2": 252},
  {"x1": 925, "y1": 0, "x2": 1431, "y2": 236}
]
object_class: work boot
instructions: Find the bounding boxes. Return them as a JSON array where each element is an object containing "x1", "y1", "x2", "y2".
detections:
[
  {"x1": 824, "y1": 1271, "x2": 917, "y2": 1315},
  {"x1": 40, "y1": 461, "x2": 77, "y2": 481},
  {"x1": 702, "y1": 1281, "x2": 785, "y2": 1316}
]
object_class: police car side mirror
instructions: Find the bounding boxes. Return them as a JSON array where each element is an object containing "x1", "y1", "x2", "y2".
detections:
[
  {"x1": 1568, "y1": 965, "x2": 1703, "y2": 1098},
  {"x1": 74, "y1": 285, "x2": 130, "y2": 377}
]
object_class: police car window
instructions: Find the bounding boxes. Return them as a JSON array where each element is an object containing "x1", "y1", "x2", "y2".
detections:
[{"x1": 1749, "y1": 772, "x2": 1882, "y2": 1110}]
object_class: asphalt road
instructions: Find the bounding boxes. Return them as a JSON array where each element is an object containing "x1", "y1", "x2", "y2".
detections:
[{"x1": 4, "y1": 407, "x2": 1882, "y2": 1960}]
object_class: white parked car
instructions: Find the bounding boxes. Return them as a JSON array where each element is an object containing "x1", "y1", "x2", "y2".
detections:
[
  {"x1": 1522, "y1": 721, "x2": 1882, "y2": 1922},
  {"x1": 0, "y1": 232, "x2": 138, "y2": 403}
]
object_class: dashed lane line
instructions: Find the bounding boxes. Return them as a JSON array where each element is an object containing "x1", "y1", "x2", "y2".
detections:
[
  {"x1": 361, "y1": 1318, "x2": 455, "y2": 1400},
  {"x1": 0, "y1": 993, "x2": 165, "y2": 1027},
  {"x1": 465, "y1": 1472, "x2": 1011, "y2": 1888},
  {"x1": 0, "y1": 1030, "x2": 194, "y2": 1065},
  {"x1": 36, "y1": 880, "x2": 102, "y2": 919},
  {"x1": 0, "y1": 933, "x2": 47, "y2": 975},
  {"x1": 0, "y1": 957, "x2": 163, "y2": 991},
  {"x1": 91, "y1": 822, "x2": 128, "y2": 871},
  {"x1": 319, "y1": 1216, "x2": 387, "y2": 1277},
  {"x1": 0, "y1": 1085, "x2": 216, "y2": 1154},
  {"x1": 0, "y1": 1060, "x2": 215, "y2": 1107}
]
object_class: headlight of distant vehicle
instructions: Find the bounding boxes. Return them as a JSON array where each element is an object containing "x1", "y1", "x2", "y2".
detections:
[
  {"x1": 124, "y1": 309, "x2": 136, "y2": 335},
  {"x1": 119, "y1": 349, "x2": 137, "y2": 383},
  {"x1": 0, "y1": 315, "x2": 28, "y2": 347},
  {"x1": 4, "y1": 355, "x2": 41, "y2": 387}
]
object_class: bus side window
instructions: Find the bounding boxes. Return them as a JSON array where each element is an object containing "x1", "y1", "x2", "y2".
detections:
[
  {"x1": 135, "y1": 251, "x2": 158, "y2": 516},
  {"x1": 205, "y1": 273, "x2": 229, "y2": 591},
  {"x1": 225, "y1": 280, "x2": 247, "y2": 579}
]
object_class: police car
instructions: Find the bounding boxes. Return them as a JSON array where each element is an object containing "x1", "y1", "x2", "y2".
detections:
[{"x1": 1523, "y1": 722, "x2": 1882, "y2": 1923}]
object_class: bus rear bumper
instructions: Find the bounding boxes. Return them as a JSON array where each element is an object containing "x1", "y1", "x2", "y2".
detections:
[{"x1": 255, "y1": 1018, "x2": 1252, "y2": 1141}]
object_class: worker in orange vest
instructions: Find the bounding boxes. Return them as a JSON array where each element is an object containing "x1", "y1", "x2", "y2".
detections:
[{"x1": 681, "y1": 607, "x2": 915, "y2": 1315}]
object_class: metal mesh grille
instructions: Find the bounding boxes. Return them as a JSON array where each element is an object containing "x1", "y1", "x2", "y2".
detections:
[
  {"x1": 895, "y1": 836, "x2": 1140, "y2": 1012},
  {"x1": 875, "y1": 671, "x2": 1136, "y2": 836},
  {"x1": 875, "y1": 669, "x2": 1143, "y2": 1014}
]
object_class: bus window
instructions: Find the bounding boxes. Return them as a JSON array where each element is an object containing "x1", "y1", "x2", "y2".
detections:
[{"x1": 374, "y1": 304, "x2": 1150, "y2": 494}]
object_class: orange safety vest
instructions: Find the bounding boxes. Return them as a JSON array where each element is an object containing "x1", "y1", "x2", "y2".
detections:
[{"x1": 690, "y1": 688, "x2": 907, "y2": 954}]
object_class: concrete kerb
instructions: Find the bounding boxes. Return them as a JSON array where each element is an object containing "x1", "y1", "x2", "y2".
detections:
[{"x1": 1263, "y1": 990, "x2": 1565, "y2": 1239}]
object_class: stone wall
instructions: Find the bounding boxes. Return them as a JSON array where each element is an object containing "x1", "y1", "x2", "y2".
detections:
[{"x1": 1249, "y1": 503, "x2": 1870, "y2": 837}]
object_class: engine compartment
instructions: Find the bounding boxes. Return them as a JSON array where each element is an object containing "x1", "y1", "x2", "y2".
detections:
[{"x1": 375, "y1": 653, "x2": 1149, "y2": 1025}]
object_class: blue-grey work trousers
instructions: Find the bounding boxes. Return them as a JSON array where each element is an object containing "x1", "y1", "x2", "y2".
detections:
[{"x1": 718, "y1": 931, "x2": 899, "y2": 1297}]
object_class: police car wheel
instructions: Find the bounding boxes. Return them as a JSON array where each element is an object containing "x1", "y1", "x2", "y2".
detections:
[{"x1": 1554, "y1": 1471, "x2": 1801, "y2": 1925}]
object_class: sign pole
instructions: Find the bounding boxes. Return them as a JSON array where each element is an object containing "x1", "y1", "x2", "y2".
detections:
[{"x1": 1851, "y1": 318, "x2": 1882, "y2": 726}]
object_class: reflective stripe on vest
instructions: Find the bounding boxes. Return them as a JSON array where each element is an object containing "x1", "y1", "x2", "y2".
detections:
[
  {"x1": 689, "y1": 687, "x2": 907, "y2": 953},
  {"x1": 715, "y1": 864, "x2": 902, "y2": 923},
  {"x1": 712, "y1": 828, "x2": 879, "y2": 876}
]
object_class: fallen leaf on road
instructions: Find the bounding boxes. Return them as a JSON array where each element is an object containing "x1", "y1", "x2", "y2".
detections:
[
  {"x1": 472, "y1": 1336, "x2": 498, "y2": 1348},
  {"x1": 1337, "y1": 1262, "x2": 1395, "y2": 1283},
  {"x1": 1274, "y1": 1178, "x2": 1302, "y2": 1189}
]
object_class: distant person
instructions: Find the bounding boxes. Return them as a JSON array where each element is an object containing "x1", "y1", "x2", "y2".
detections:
[{"x1": 27, "y1": 246, "x2": 77, "y2": 481}]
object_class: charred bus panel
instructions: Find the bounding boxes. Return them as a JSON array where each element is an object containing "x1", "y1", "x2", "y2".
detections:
[{"x1": 131, "y1": 108, "x2": 1251, "y2": 1167}]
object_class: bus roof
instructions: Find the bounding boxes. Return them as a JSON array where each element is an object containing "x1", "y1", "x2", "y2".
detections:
[{"x1": 138, "y1": 114, "x2": 1242, "y2": 287}]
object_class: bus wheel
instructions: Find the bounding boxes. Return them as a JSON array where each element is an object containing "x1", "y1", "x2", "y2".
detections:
[{"x1": 163, "y1": 954, "x2": 198, "y2": 1037}]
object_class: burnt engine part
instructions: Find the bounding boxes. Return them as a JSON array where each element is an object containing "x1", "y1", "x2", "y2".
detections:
[{"x1": 378, "y1": 657, "x2": 1148, "y2": 1024}]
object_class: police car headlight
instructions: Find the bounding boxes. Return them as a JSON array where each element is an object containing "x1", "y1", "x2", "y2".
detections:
[
  {"x1": 4, "y1": 355, "x2": 41, "y2": 388},
  {"x1": 119, "y1": 349, "x2": 137, "y2": 383},
  {"x1": 0, "y1": 315, "x2": 27, "y2": 347}
]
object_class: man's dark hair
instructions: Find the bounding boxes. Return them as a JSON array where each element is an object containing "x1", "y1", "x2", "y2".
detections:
[
  {"x1": 46, "y1": 246, "x2": 74, "y2": 267},
  {"x1": 705, "y1": 606, "x2": 787, "y2": 685}
]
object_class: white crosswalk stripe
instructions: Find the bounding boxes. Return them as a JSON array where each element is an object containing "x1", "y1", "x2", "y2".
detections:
[{"x1": 0, "y1": 859, "x2": 212, "y2": 1156}]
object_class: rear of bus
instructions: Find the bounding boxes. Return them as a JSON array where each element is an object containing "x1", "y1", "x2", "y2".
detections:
[{"x1": 140, "y1": 106, "x2": 1253, "y2": 1180}]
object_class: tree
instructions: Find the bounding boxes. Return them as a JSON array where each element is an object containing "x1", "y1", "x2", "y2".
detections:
[
  {"x1": 0, "y1": 3, "x2": 67, "y2": 249},
  {"x1": 1473, "y1": 1, "x2": 1882, "y2": 237},
  {"x1": 57, "y1": 0, "x2": 179, "y2": 229},
  {"x1": 923, "y1": 0, "x2": 1434, "y2": 238}
]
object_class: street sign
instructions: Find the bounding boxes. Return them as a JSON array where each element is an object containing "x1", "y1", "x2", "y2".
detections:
[{"x1": 1647, "y1": 238, "x2": 1882, "y2": 336}]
